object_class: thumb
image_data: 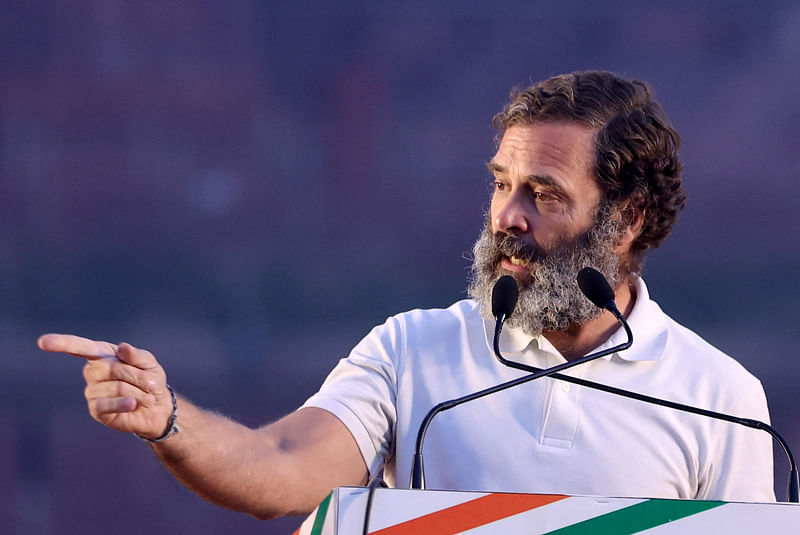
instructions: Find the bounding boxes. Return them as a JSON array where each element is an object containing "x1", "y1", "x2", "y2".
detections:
[{"x1": 115, "y1": 342, "x2": 160, "y2": 372}]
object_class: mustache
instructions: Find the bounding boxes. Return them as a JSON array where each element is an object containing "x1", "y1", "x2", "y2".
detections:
[{"x1": 492, "y1": 232, "x2": 538, "y2": 262}]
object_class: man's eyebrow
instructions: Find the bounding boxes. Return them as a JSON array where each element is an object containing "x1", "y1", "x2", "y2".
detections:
[
  {"x1": 486, "y1": 161, "x2": 504, "y2": 174},
  {"x1": 486, "y1": 161, "x2": 568, "y2": 195}
]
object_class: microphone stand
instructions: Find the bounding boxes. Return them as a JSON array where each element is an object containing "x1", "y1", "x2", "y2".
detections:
[
  {"x1": 490, "y1": 318, "x2": 799, "y2": 503},
  {"x1": 409, "y1": 323, "x2": 632, "y2": 489}
]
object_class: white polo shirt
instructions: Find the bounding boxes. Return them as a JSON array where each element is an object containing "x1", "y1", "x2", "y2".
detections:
[{"x1": 303, "y1": 278, "x2": 775, "y2": 501}]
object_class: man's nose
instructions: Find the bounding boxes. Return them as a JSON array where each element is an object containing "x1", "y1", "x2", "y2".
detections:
[{"x1": 493, "y1": 193, "x2": 530, "y2": 235}]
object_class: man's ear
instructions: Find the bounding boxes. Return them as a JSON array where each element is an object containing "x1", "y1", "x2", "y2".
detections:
[{"x1": 614, "y1": 203, "x2": 644, "y2": 255}]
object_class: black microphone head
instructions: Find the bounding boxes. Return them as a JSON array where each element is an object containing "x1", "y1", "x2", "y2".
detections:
[
  {"x1": 491, "y1": 275, "x2": 519, "y2": 319},
  {"x1": 577, "y1": 267, "x2": 615, "y2": 310}
]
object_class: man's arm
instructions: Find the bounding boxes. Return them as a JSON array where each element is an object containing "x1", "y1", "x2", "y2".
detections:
[{"x1": 37, "y1": 334, "x2": 369, "y2": 519}]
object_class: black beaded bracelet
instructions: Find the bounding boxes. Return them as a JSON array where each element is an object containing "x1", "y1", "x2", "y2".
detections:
[{"x1": 136, "y1": 384, "x2": 180, "y2": 443}]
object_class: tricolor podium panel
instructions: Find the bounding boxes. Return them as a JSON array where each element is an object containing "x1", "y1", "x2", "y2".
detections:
[{"x1": 293, "y1": 487, "x2": 800, "y2": 534}]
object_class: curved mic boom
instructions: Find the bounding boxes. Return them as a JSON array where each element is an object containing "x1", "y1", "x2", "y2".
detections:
[
  {"x1": 409, "y1": 270, "x2": 633, "y2": 490},
  {"x1": 490, "y1": 268, "x2": 799, "y2": 502},
  {"x1": 491, "y1": 269, "x2": 633, "y2": 373}
]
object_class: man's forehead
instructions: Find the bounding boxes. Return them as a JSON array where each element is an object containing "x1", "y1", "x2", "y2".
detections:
[
  {"x1": 489, "y1": 123, "x2": 598, "y2": 189},
  {"x1": 486, "y1": 160, "x2": 563, "y2": 191},
  {"x1": 494, "y1": 122, "x2": 595, "y2": 162}
]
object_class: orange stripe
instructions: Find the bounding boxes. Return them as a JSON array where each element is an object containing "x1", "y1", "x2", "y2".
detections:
[{"x1": 369, "y1": 493, "x2": 567, "y2": 535}]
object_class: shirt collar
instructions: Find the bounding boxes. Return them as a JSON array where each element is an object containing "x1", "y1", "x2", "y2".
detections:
[
  {"x1": 613, "y1": 276, "x2": 668, "y2": 362},
  {"x1": 481, "y1": 276, "x2": 668, "y2": 363}
]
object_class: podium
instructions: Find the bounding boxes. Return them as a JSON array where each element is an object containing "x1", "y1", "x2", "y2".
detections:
[{"x1": 293, "y1": 487, "x2": 800, "y2": 534}]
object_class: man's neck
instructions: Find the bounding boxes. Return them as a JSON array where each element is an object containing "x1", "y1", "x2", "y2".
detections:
[{"x1": 543, "y1": 278, "x2": 637, "y2": 361}]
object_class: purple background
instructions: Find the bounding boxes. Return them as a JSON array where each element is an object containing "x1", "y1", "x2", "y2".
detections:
[{"x1": 2, "y1": 1, "x2": 799, "y2": 533}]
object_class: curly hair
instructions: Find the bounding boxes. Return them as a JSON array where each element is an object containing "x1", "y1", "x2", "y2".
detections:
[{"x1": 493, "y1": 71, "x2": 687, "y2": 273}]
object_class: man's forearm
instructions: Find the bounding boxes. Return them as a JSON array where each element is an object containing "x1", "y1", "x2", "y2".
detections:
[
  {"x1": 37, "y1": 333, "x2": 369, "y2": 519},
  {"x1": 149, "y1": 400, "x2": 368, "y2": 519}
]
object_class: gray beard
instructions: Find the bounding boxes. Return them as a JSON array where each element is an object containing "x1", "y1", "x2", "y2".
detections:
[{"x1": 467, "y1": 206, "x2": 625, "y2": 337}]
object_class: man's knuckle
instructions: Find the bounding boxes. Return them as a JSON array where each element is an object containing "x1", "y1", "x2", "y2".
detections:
[{"x1": 108, "y1": 360, "x2": 130, "y2": 381}]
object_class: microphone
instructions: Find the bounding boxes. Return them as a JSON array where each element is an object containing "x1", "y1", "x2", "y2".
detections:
[
  {"x1": 489, "y1": 268, "x2": 799, "y2": 503},
  {"x1": 577, "y1": 266, "x2": 615, "y2": 310},
  {"x1": 491, "y1": 275, "x2": 521, "y2": 366},
  {"x1": 409, "y1": 270, "x2": 633, "y2": 490},
  {"x1": 492, "y1": 275, "x2": 519, "y2": 326}
]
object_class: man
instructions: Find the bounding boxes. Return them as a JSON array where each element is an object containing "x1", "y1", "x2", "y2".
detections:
[{"x1": 38, "y1": 71, "x2": 775, "y2": 520}]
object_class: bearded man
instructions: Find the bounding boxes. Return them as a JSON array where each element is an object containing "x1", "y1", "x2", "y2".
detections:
[{"x1": 38, "y1": 71, "x2": 775, "y2": 520}]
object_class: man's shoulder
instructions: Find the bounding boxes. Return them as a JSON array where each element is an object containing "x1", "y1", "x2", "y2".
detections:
[
  {"x1": 633, "y1": 278, "x2": 758, "y2": 383},
  {"x1": 388, "y1": 298, "x2": 482, "y2": 328},
  {"x1": 367, "y1": 299, "x2": 485, "y2": 353},
  {"x1": 656, "y1": 305, "x2": 762, "y2": 388}
]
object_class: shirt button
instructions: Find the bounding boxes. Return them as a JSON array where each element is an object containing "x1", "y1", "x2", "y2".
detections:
[{"x1": 560, "y1": 382, "x2": 570, "y2": 392}]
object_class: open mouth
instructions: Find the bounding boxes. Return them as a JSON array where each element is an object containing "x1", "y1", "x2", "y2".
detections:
[
  {"x1": 508, "y1": 255, "x2": 531, "y2": 267},
  {"x1": 499, "y1": 254, "x2": 534, "y2": 274},
  {"x1": 493, "y1": 232, "x2": 537, "y2": 274}
]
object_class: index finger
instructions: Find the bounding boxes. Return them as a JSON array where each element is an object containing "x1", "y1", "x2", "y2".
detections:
[{"x1": 37, "y1": 333, "x2": 119, "y2": 360}]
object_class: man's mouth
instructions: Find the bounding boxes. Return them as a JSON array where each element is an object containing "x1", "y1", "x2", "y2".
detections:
[
  {"x1": 508, "y1": 255, "x2": 531, "y2": 267},
  {"x1": 499, "y1": 254, "x2": 534, "y2": 274},
  {"x1": 492, "y1": 232, "x2": 537, "y2": 274}
]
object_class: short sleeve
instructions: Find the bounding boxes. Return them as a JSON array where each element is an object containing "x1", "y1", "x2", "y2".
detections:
[
  {"x1": 698, "y1": 379, "x2": 776, "y2": 502},
  {"x1": 301, "y1": 316, "x2": 402, "y2": 478}
]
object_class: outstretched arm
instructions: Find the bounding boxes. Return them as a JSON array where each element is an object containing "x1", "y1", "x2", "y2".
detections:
[{"x1": 37, "y1": 334, "x2": 368, "y2": 519}]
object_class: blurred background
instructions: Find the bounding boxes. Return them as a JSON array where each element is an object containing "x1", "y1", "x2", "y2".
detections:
[{"x1": 2, "y1": 1, "x2": 799, "y2": 533}]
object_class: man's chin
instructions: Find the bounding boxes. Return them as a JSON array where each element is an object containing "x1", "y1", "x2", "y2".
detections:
[
  {"x1": 495, "y1": 263, "x2": 535, "y2": 288},
  {"x1": 499, "y1": 274, "x2": 533, "y2": 291}
]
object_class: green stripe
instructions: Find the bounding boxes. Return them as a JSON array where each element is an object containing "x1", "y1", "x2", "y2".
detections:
[
  {"x1": 310, "y1": 491, "x2": 333, "y2": 535},
  {"x1": 542, "y1": 499, "x2": 725, "y2": 534}
]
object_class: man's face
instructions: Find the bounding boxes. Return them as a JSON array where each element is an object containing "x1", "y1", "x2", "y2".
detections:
[
  {"x1": 487, "y1": 122, "x2": 603, "y2": 275},
  {"x1": 468, "y1": 122, "x2": 626, "y2": 335}
]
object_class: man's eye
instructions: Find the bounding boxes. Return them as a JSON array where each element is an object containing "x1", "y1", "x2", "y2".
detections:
[
  {"x1": 493, "y1": 181, "x2": 508, "y2": 192},
  {"x1": 533, "y1": 191, "x2": 557, "y2": 203}
]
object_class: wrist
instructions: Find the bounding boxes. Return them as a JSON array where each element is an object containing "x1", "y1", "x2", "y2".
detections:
[{"x1": 136, "y1": 384, "x2": 180, "y2": 443}]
